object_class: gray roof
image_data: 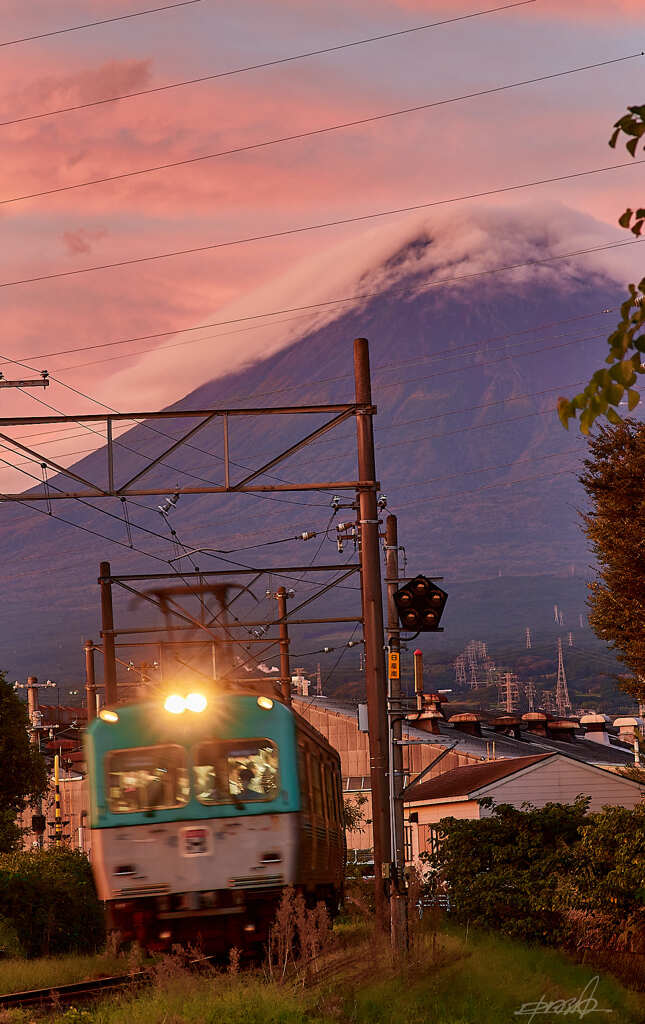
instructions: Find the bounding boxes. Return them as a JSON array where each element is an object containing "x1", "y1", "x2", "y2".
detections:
[{"x1": 292, "y1": 694, "x2": 636, "y2": 767}]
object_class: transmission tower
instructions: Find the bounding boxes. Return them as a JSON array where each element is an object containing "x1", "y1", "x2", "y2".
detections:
[
  {"x1": 454, "y1": 654, "x2": 467, "y2": 688},
  {"x1": 525, "y1": 627, "x2": 532, "y2": 649},
  {"x1": 541, "y1": 689, "x2": 556, "y2": 713},
  {"x1": 497, "y1": 672, "x2": 520, "y2": 713},
  {"x1": 525, "y1": 681, "x2": 536, "y2": 712},
  {"x1": 555, "y1": 637, "x2": 572, "y2": 717},
  {"x1": 567, "y1": 631, "x2": 573, "y2": 647}
]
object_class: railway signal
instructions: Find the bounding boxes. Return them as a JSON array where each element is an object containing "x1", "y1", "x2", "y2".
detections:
[{"x1": 393, "y1": 575, "x2": 448, "y2": 632}]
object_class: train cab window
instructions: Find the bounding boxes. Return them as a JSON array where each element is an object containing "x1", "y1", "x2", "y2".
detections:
[
  {"x1": 225, "y1": 740, "x2": 279, "y2": 801},
  {"x1": 106, "y1": 745, "x2": 189, "y2": 813},
  {"x1": 192, "y1": 741, "x2": 228, "y2": 805}
]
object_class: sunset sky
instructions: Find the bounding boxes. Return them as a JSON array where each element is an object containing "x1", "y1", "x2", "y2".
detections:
[{"x1": 0, "y1": 0, "x2": 643, "y2": 490}]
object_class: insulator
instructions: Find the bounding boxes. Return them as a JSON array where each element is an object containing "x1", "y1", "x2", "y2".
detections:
[{"x1": 300, "y1": 531, "x2": 317, "y2": 541}]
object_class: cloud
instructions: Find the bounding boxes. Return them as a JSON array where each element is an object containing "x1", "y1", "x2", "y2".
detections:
[
  {"x1": 100, "y1": 201, "x2": 637, "y2": 411},
  {"x1": 62, "y1": 226, "x2": 107, "y2": 255}
]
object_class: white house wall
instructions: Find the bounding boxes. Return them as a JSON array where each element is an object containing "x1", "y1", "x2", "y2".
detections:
[{"x1": 476, "y1": 755, "x2": 644, "y2": 812}]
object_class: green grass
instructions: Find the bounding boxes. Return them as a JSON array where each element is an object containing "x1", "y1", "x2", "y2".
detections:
[
  {"x1": 0, "y1": 924, "x2": 642, "y2": 1024},
  {"x1": 0, "y1": 952, "x2": 135, "y2": 996}
]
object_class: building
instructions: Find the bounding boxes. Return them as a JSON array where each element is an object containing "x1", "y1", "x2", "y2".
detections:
[
  {"x1": 403, "y1": 752, "x2": 645, "y2": 863},
  {"x1": 293, "y1": 693, "x2": 640, "y2": 858}
]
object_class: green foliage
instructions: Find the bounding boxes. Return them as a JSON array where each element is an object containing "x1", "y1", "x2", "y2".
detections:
[
  {"x1": 0, "y1": 848, "x2": 105, "y2": 957},
  {"x1": 424, "y1": 799, "x2": 645, "y2": 952},
  {"x1": 343, "y1": 793, "x2": 367, "y2": 834},
  {"x1": 422, "y1": 799, "x2": 595, "y2": 944},
  {"x1": 0, "y1": 672, "x2": 47, "y2": 852},
  {"x1": 559, "y1": 105, "x2": 644, "y2": 432},
  {"x1": 579, "y1": 419, "x2": 645, "y2": 698}
]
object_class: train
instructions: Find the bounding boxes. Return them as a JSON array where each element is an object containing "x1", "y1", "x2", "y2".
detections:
[{"x1": 84, "y1": 688, "x2": 345, "y2": 951}]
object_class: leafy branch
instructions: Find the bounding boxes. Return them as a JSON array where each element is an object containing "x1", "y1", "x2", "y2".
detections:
[{"x1": 558, "y1": 105, "x2": 645, "y2": 433}]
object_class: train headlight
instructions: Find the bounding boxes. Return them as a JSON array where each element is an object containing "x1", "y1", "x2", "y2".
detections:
[
  {"x1": 185, "y1": 692, "x2": 207, "y2": 713},
  {"x1": 99, "y1": 709, "x2": 119, "y2": 723},
  {"x1": 257, "y1": 696, "x2": 274, "y2": 710},
  {"x1": 164, "y1": 694, "x2": 186, "y2": 714}
]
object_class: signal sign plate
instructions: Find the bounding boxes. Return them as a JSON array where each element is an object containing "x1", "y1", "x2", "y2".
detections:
[{"x1": 388, "y1": 651, "x2": 400, "y2": 679}]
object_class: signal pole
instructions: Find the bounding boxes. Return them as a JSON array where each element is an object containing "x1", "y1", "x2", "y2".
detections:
[
  {"x1": 385, "y1": 513, "x2": 408, "y2": 954},
  {"x1": 354, "y1": 337, "x2": 390, "y2": 930},
  {"x1": 85, "y1": 641, "x2": 97, "y2": 722}
]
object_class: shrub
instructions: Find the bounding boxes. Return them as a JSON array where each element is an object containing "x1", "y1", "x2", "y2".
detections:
[{"x1": 0, "y1": 847, "x2": 105, "y2": 957}]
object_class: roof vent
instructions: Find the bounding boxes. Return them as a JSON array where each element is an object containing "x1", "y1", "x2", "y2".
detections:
[
  {"x1": 580, "y1": 713, "x2": 611, "y2": 746},
  {"x1": 613, "y1": 716, "x2": 643, "y2": 743},
  {"x1": 522, "y1": 712, "x2": 548, "y2": 737},
  {"x1": 491, "y1": 715, "x2": 523, "y2": 740},
  {"x1": 448, "y1": 712, "x2": 482, "y2": 738},
  {"x1": 547, "y1": 720, "x2": 578, "y2": 742}
]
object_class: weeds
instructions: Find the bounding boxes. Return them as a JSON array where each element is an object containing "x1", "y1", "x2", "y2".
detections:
[{"x1": 265, "y1": 887, "x2": 333, "y2": 985}]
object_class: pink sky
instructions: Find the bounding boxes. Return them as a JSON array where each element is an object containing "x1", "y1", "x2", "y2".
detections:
[{"x1": 0, "y1": 0, "x2": 642, "y2": 490}]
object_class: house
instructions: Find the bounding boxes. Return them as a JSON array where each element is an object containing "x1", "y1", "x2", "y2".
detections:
[{"x1": 403, "y1": 752, "x2": 644, "y2": 864}]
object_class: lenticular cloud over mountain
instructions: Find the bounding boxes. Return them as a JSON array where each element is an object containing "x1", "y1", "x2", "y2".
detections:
[{"x1": 105, "y1": 201, "x2": 634, "y2": 411}]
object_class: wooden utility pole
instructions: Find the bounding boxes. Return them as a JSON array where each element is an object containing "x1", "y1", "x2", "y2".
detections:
[
  {"x1": 84, "y1": 641, "x2": 96, "y2": 722},
  {"x1": 276, "y1": 586, "x2": 291, "y2": 704},
  {"x1": 99, "y1": 562, "x2": 118, "y2": 705},
  {"x1": 385, "y1": 513, "x2": 408, "y2": 953},
  {"x1": 354, "y1": 337, "x2": 390, "y2": 930}
]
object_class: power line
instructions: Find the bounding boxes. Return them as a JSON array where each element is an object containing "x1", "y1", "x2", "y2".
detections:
[
  {"x1": 4, "y1": 290, "x2": 616, "y2": 375},
  {"x1": 393, "y1": 445, "x2": 583, "y2": 489},
  {"x1": 5, "y1": 52, "x2": 641, "y2": 206},
  {"x1": 0, "y1": 1, "x2": 201, "y2": 48},
  {"x1": 0, "y1": 1, "x2": 535, "y2": 127},
  {"x1": 390, "y1": 465, "x2": 579, "y2": 511},
  {"x1": 1, "y1": 163, "x2": 642, "y2": 291}
]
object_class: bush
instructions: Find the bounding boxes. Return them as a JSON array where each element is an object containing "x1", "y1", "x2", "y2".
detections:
[
  {"x1": 0, "y1": 847, "x2": 105, "y2": 957},
  {"x1": 422, "y1": 798, "x2": 645, "y2": 952}
]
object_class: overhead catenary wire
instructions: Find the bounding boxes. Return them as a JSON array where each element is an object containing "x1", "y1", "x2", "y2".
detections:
[
  {"x1": 1, "y1": 165, "x2": 642, "y2": 291},
  {"x1": 4, "y1": 52, "x2": 642, "y2": 206},
  {"x1": 0, "y1": 1, "x2": 201, "y2": 48},
  {"x1": 390, "y1": 465, "x2": 580, "y2": 511},
  {"x1": 0, "y1": 1, "x2": 536, "y2": 128}
]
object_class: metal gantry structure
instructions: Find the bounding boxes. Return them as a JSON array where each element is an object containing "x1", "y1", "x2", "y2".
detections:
[{"x1": 0, "y1": 337, "x2": 392, "y2": 928}]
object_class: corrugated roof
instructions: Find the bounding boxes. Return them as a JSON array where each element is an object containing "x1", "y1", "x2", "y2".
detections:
[{"x1": 404, "y1": 753, "x2": 553, "y2": 802}]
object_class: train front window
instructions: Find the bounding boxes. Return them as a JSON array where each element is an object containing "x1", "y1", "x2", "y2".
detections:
[
  {"x1": 106, "y1": 745, "x2": 189, "y2": 813},
  {"x1": 226, "y1": 741, "x2": 279, "y2": 801},
  {"x1": 192, "y1": 741, "x2": 228, "y2": 805}
]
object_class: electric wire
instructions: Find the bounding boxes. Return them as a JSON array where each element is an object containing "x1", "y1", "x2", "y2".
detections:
[
  {"x1": 3, "y1": 290, "x2": 617, "y2": 373},
  {"x1": 5, "y1": 52, "x2": 641, "y2": 206},
  {"x1": 1, "y1": 165, "x2": 642, "y2": 290},
  {"x1": 0, "y1": 1, "x2": 201, "y2": 48},
  {"x1": 0, "y1": 1, "x2": 536, "y2": 127},
  {"x1": 390, "y1": 465, "x2": 580, "y2": 511}
]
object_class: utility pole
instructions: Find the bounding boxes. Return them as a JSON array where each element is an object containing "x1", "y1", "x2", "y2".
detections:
[
  {"x1": 99, "y1": 561, "x2": 118, "y2": 705},
  {"x1": 385, "y1": 513, "x2": 408, "y2": 954},
  {"x1": 14, "y1": 675, "x2": 55, "y2": 848},
  {"x1": 276, "y1": 586, "x2": 291, "y2": 705},
  {"x1": 84, "y1": 641, "x2": 96, "y2": 722},
  {"x1": 354, "y1": 337, "x2": 390, "y2": 931}
]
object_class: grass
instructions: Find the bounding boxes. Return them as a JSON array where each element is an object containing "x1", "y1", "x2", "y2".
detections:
[
  {"x1": 0, "y1": 922, "x2": 642, "y2": 1024},
  {"x1": 0, "y1": 951, "x2": 139, "y2": 996}
]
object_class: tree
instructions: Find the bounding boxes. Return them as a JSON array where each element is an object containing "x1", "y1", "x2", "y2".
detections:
[
  {"x1": 0, "y1": 673, "x2": 47, "y2": 851},
  {"x1": 558, "y1": 106, "x2": 644, "y2": 433},
  {"x1": 579, "y1": 419, "x2": 645, "y2": 701},
  {"x1": 343, "y1": 793, "x2": 367, "y2": 834}
]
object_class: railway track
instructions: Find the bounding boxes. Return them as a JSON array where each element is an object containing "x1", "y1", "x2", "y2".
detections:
[{"x1": 0, "y1": 969, "x2": 151, "y2": 1010}]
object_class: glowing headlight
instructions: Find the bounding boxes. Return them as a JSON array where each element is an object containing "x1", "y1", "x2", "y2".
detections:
[
  {"x1": 185, "y1": 692, "x2": 207, "y2": 713},
  {"x1": 257, "y1": 696, "x2": 274, "y2": 710},
  {"x1": 164, "y1": 694, "x2": 186, "y2": 714},
  {"x1": 99, "y1": 708, "x2": 119, "y2": 723}
]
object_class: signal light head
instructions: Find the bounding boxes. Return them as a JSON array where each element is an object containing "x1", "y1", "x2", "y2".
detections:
[{"x1": 393, "y1": 575, "x2": 448, "y2": 633}]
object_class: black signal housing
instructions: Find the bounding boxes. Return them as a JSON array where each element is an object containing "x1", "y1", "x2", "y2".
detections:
[{"x1": 393, "y1": 575, "x2": 447, "y2": 632}]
